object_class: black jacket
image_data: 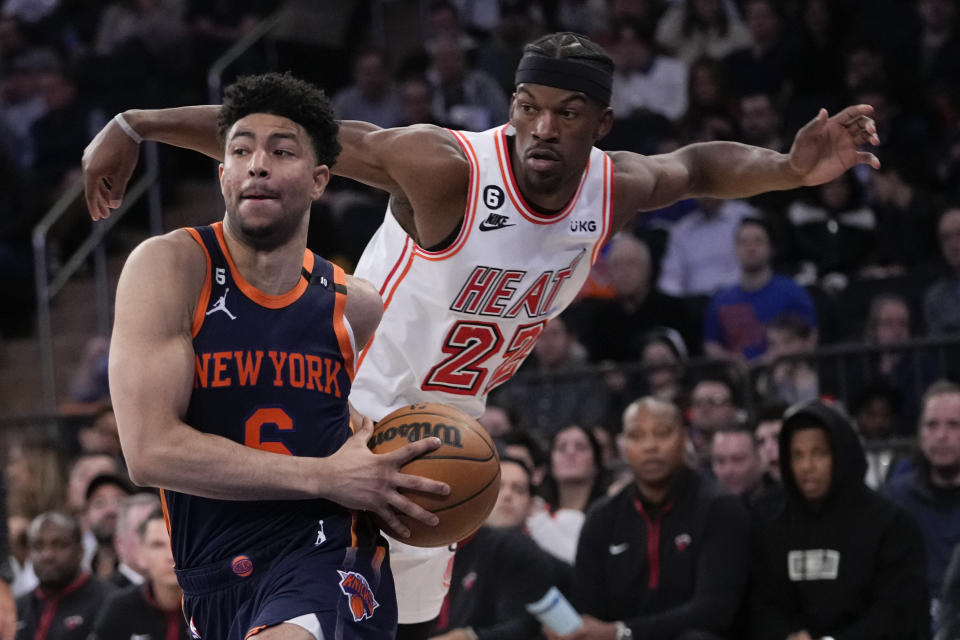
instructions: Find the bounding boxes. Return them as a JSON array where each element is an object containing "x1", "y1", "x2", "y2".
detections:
[
  {"x1": 90, "y1": 582, "x2": 190, "y2": 640},
  {"x1": 435, "y1": 526, "x2": 560, "y2": 640},
  {"x1": 751, "y1": 401, "x2": 929, "y2": 640},
  {"x1": 573, "y1": 467, "x2": 750, "y2": 640},
  {"x1": 15, "y1": 573, "x2": 113, "y2": 640}
]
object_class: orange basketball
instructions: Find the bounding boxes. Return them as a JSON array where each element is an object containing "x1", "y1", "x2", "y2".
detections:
[{"x1": 368, "y1": 402, "x2": 501, "y2": 547}]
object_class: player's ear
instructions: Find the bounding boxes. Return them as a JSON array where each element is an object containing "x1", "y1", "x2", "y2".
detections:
[
  {"x1": 595, "y1": 106, "x2": 614, "y2": 141},
  {"x1": 311, "y1": 165, "x2": 330, "y2": 200},
  {"x1": 218, "y1": 163, "x2": 225, "y2": 183}
]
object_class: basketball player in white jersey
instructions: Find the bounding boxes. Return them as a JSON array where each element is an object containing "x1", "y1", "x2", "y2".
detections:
[{"x1": 82, "y1": 32, "x2": 880, "y2": 639}]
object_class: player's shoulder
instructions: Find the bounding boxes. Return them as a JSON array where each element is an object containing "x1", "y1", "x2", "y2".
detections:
[
  {"x1": 380, "y1": 123, "x2": 465, "y2": 158},
  {"x1": 121, "y1": 228, "x2": 207, "y2": 290}
]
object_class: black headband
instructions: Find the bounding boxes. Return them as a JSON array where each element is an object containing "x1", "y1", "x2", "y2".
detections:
[{"x1": 514, "y1": 56, "x2": 612, "y2": 106}]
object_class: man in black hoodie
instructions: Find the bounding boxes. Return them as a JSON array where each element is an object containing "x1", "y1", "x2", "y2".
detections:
[{"x1": 750, "y1": 400, "x2": 929, "y2": 640}]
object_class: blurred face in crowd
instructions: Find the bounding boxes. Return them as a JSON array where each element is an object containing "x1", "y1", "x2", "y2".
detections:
[
  {"x1": 693, "y1": 0, "x2": 721, "y2": 23},
  {"x1": 735, "y1": 222, "x2": 772, "y2": 274},
  {"x1": 744, "y1": 0, "x2": 780, "y2": 47},
  {"x1": 534, "y1": 318, "x2": 574, "y2": 370},
  {"x1": 856, "y1": 395, "x2": 896, "y2": 440},
  {"x1": 479, "y1": 405, "x2": 512, "y2": 439},
  {"x1": 765, "y1": 325, "x2": 814, "y2": 360},
  {"x1": 938, "y1": 209, "x2": 960, "y2": 270},
  {"x1": 67, "y1": 454, "x2": 120, "y2": 513},
  {"x1": 642, "y1": 340, "x2": 681, "y2": 393},
  {"x1": 790, "y1": 427, "x2": 833, "y2": 502},
  {"x1": 354, "y1": 52, "x2": 390, "y2": 97},
  {"x1": 918, "y1": 0, "x2": 956, "y2": 29},
  {"x1": 756, "y1": 418, "x2": 781, "y2": 480},
  {"x1": 615, "y1": 24, "x2": 653, "y2": 72},
  {"x1": 872, "y1": 298, "x2": 910, "y2": 345},
  {"x1": 400, "y1": 78, "x2": 434, "y2": 125},
  {"x1": 85, "y1": 483, "x2": 126, "y2": 543},
  {"x1": 739, "y1": 93, "x2": 778, "y2": 146},
  {"x1": 711, "y1": 430, "x2": 764, "y2": 496},
  {"x1": 920, "y1": 392, "x2": 960, "y2": 479},
  {"x1": 29, "y1": 516, "x2": 83, "y2": 591},
  {"x1": 487, "y1": 460, "x2": 534, "y2": 528},
  {"x1": 140, "y1": 518, "x2": 179, "y2": 594},
  {"x1": 607, "y1": 235, "x2": 651, "y2": 299},
  {"x1": 622, "y1": 399, "x2": 687, "y2": 490},
  {"x1": 690, "y1": 381, "x2": 738, "y2": 433},
  {"x1": 551, "y1": 426, "x2": 597, "y2": 484},
  {"x1": 115, "y1": 497, "x2": 159, "y2": 572},
  {"x1": 432, "y1": 38, "x2": 466, "y2": 84}
]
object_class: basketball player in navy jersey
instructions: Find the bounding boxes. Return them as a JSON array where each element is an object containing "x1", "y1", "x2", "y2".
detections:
[
  {"x1": 83, "y1": 33, "x2": 880, "y2": 640},
  {"x1": 106, "y1": 73, "x2": 449, "y2": 640}
]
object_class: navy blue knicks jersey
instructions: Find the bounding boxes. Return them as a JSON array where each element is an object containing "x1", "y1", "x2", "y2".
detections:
[{"x1": 165, "y1": 221, "x2": 359, "y2": 570}]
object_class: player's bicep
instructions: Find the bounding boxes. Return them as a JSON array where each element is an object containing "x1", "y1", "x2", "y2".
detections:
[
  {"x1": 610, "y1": 150, "x2": 696, "y2": 226},
  {"x1": 109, "y1": 235, "x2": 202, "y2": 462}
]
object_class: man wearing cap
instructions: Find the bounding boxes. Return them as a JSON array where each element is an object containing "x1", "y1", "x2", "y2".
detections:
[
  {"x1": 82, "y1": 474, "x2": 133, "y2": 581},
  {"x1": 82, "y1": 30, "x2": 881, "y2": 640},
  {"x1": 750, "y1": 400, "x2": 928, "y2": 640}
]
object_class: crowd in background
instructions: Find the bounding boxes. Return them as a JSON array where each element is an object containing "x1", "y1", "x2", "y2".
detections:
[{"x1": 3, "y1": 0, "x2": 960, "y2": 638}]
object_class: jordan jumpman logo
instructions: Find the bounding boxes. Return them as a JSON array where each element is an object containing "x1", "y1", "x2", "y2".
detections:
[{"x1": 206, "y1": 287, "x2": 237, "y2": 320}]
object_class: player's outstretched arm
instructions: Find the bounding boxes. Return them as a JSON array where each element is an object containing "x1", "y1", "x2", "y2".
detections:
[
  {"x1": 610, "y1": 104, "x2": 880, "y2": 227},
  {"x1": 109, "y1": 232, "x2": 447, "y2": 536}
]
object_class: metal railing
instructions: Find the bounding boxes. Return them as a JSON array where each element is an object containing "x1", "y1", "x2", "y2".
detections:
[{"x1": 31, "y1": 142, "x2": 162, "y2": 411}]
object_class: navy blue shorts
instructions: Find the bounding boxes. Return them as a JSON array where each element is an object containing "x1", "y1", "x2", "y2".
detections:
[{"x1": 177, "y1": 534, "x2": 397, "y2": 640}]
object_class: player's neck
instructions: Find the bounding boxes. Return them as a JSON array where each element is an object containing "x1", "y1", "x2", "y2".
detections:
[{"x1": 221, "y1": 216, "x2": 310, "y2": 295}]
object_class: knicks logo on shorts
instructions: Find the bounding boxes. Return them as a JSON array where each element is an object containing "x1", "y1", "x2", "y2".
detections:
[
  {"x1": 338, "y1": 570, "x2": 379, "y2": 622},
  {"x1": 231, "y1": 555, "x2": 253, "y2": 577}
]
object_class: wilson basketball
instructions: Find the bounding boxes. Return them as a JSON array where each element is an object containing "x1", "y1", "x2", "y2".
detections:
[{"x1": 368, "y1": 402, "x2": 501, "y2": 547}]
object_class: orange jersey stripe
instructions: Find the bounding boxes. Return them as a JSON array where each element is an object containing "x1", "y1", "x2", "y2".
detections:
[
  {"x1": 332, "y1": 263, "x2": 355, "y2": 381},
  {"x1": 211, "y1": 222, "x2": 313, "y2": 308},
  {"x1": 244, "y1": 625, "x2": 268, "y2": 639},
  {"x1": 185, "y1": 228, "x2": 213, "y2": 337}
]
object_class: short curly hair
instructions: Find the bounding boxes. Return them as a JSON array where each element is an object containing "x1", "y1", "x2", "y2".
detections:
[{"x1": 217, "y1": 72, "x2": 341, "y2": 168}]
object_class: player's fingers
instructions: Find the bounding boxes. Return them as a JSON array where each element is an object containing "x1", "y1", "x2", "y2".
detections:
[
  {"x1": 375, "y1": 506, "x2": 411, "y2": 539},
  {"x1": 838, "y1": 103, "x2": 874, "y2": 124},
  {"x1": 389, "y1": 436, "x2": 442, "y2": 466},
  {"x1": 353, "y1": 415, "x2": 375, "y2": 442},
  {"x1": 856, "y1": 151, "x2": 881, "y2": 169},
  {"x1": 395, "y1": 469, "x2": 449, "y2": 496},
  {"x1": 388, "y1": 492, "x2": 440, "y2": 527}
]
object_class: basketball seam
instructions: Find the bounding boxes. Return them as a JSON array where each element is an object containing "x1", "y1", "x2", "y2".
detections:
[
  {"x1": 430, "y1": 466, "x2": 501, "y2": 513},
  {"x1": 415, "y1": 454, "x2": 495, "y2": 462},
  {"x1": 376, "y1": 410, "x2": 497, "y2": 457}
]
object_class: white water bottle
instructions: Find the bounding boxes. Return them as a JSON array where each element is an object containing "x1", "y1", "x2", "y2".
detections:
[{"x1": 526, "y1": 586, "x2": 583, "y2": 635}]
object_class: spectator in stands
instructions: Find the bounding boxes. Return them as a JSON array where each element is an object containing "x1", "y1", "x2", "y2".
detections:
[
  {"x1": 735, "y1": 91, "x2": 784, "y2": 151},
  {"x1": 431, "y1": 458, "x2": 558, "y2": 640},
  {"x1": 689, "y1": 373, "x2": 744, "y2": 460},
  {"x1": 724, "y1": 0, "x2": 790, "y2": 97},
  {"x1": 751, "y1": 400, "x2": 929, "y2": 640},
  {"x1": 854, "y1": 293, "x2": 937, "y2": 429},
  {"x1": 66, "y1": 336, "x2": 110, "y2": 408},
  {"x1": 82, "y1": 473, "x2": 132, "y2": 581},
  {"x1": 500, "y1": 430, "x2": 547, "y2": 488},
  {"x1": 90, "y1": 507, "x2": 188, "y2": 640},
  {"x1": 527, "y1": 425, "x2": 608, "y2": 565},
  {"x1": 784, "y1": 0, "x2": 845, "y2": 132},
  {"x1": 109, "y1": 492, "x2": 159, "y2": 589},
  {"x1": 93, "y1": 0, "x2": 183, "y2": 58},
  {"x1": 658, "y1": 197, "x2": 759, "y2": 298},
  {"x1": 639, "y1": 329, "x2": 689, "y2": 407},
  {"x1": 682, "y1": 56, "x2": 733, "y2": 125},
  {"x1": 76, "y1": 407, "x2": 122, "y2": 459},
  {"x1": 704, "y1": 217, "x2": 818, "y2": 362},
  {"x1": 576, "y1": 233, "x2": 694, "y2": 363},
  {"x1": 186, "y1": 0, "x2": 262, "y2": 73},
  {"x1": 65, "y1": 453, "x2": 120, "y2": 515},
  {"x1": 395, "y1": 76, "x2": 447, "y2": 127},
  {"x1": 885, "y1": 380, "x2": 960, "y2": 616},
  {"x1": 6, "y1": 436, "x2": 67, "y2": 521},
  {"x1": 499, "y1": 315, "x2": 607, "y2": 439},
  {"x1": 0, "y1": 469, "x2": 16, "y2": 640},
  {"x1": 852, "y1": 384, "x2": 908, "y2": 489},
  {"x1": 568, "y1": 397, "x2": 750, "y2": 639},
  {"x1": 784, "y1": 172, "x2": 879, "y2": 291},
  {"x1": 924, "y1": 206, "x2": 960, "y2": 336},
  {"x1": 753, "y1": 401, "x2": 786, "y2": 481},
  {"x1": 15, "y1": 512, "x2": 113, "y2": 640},
  {"x1": 655, "y1": 0, "x2": 751, "y2": 64},
  {"x1": 907, "y1": 0, "x2": 960, "y2": 96},
  {"x1": 0, "y1": 48, "x2": 56, "y2": 169},
  {"x1": 424, "y1": 0, "x2": 477, "y2": 55},
  {"x1": 478, "y1": 403, "x2": 514, "y2": 440},
  {"x1": 610, "y1": 19, "x2": 688, "y2": 122},
  {"x1": 475, "y1": 1, "x2": 534, "y2": 96},
  {"x1": 332, "y1": 48, "x2": 402, "y2": 128},
  {"x1": 755, "y1": 312, "x2": 822, "y2": 405},
  {"x1": 29, "y1": 67, "x2": 91, "y2": 191},
  {"x1": 426, "y1": 35, "x2": 508, "y2": 132},
  {"x1": 710, "y1": 427, "x2": 768, "y2": 502}
]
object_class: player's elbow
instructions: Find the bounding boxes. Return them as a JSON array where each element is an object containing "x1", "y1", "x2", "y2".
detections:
[{"x1": 120, "y1": 432, "x2": 169, "y2": 487}]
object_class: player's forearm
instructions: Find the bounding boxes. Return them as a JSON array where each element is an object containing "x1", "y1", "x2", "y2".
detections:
[
  {"x1": 123, "y1": 106, "x2": 224, "y2": 160},
  {"x1": 680, "y1": 142, "x2": 801, "y2": 199},
  {"x1": 122, "y1": 418, "x2": 328, "y2": 501}
]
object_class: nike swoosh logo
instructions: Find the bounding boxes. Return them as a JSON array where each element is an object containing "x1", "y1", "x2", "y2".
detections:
[
  {"x1": 478, "y1": 221, "x2": 516, "y2": 231},
  {"x1": 609, "y1": 543, "x2": 629, "y2": 555}
]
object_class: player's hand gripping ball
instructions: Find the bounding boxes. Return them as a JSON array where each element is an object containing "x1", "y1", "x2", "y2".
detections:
[{"x1": 368, "y1": 403, "x2": 501, "y2": 547}]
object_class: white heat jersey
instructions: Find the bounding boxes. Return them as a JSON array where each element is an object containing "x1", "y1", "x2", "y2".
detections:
[{"x1": 351, "y1": 124, "x2": 615, "y2": 422}]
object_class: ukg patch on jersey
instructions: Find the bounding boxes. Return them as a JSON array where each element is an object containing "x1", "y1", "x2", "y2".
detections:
[{"x1": 338, "y1": 570, "x2": 379, "y2": 621}]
